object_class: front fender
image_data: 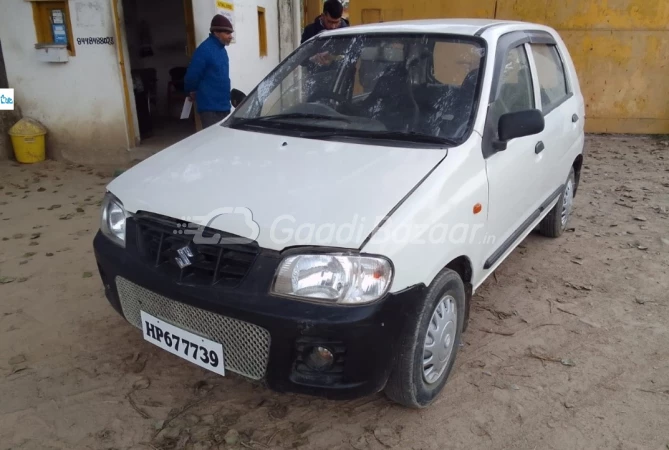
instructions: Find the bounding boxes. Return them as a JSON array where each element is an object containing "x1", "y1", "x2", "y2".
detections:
[{"x1": 361, "y1": 137, "x2": 490, "y2": 293}]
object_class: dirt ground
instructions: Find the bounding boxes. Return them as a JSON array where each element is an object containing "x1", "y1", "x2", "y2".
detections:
[{"x1": 1, "y1": 134, "x2": 668, "y2": 450}]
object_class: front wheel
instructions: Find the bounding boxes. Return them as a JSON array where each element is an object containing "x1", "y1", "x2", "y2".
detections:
[
  {"x1": 539, "y1": 167, "x2": 576, "y2": 238},
  {"x1": 384, "y1": 268, "x2": 465, "y2": 408}
]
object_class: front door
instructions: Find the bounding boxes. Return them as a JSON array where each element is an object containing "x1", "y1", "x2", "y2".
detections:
[
  {"x1": 481, "y1": 42, "x2": 544, "y2": 271},
  {"x1": 528, "y1": 41, "x2": 582, "y2": 197}
]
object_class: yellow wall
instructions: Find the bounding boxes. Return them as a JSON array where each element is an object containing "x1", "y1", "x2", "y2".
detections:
[{"x1": 349, "y1": 0, "x2": 669, "y2": 134}]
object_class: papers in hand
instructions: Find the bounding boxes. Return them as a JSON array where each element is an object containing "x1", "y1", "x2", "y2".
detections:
[{"x1": 180, "y1": 98, "x2": 193, "y2": 119}]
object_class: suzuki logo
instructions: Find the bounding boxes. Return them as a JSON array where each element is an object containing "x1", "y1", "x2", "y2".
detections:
[{"x1": 175, "y1": 245, "x2": 194, "y2": 269}]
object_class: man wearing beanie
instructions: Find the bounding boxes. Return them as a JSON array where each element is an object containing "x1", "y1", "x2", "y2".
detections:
[{"x1": 184, "y1": 14, "x2": 234, "y2": 128}]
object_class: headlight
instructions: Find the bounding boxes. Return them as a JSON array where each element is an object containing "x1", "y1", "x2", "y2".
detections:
[
  {"x1": 100, "y1": 192, "x2": 127, "y2": 247},
  {"x1": 271, "y1": 253, "x2": 393, "y2": 305}
]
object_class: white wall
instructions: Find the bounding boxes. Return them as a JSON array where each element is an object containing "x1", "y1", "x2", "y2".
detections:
[
  {"x1": 0, "y1": 0, "x2": 304, "y2": 164},
  {"x1": 0, "y1": 0, "x2": 129, "y2": 164},
  {"x1": 191, "y1": 0, "x2": 282, "y2": 96},
  {"x1": 279, "y1": 0, "x2": 301, "y2": 61}
]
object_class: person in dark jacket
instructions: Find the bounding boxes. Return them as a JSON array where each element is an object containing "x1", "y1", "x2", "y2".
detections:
[
  {"x1": 300, "y1": 0, "x2": 349, "y2": 84},
  {"x1": 184, "y1": 14, "x2": 234, "y2": 128},
  {"x1": 301, "y1": 0, "x2": 349, "y2": 44}
]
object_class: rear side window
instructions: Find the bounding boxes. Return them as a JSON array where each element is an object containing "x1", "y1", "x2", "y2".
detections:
[{"x1": 530, "y1": 44, "x2": 569, "y2": 113}]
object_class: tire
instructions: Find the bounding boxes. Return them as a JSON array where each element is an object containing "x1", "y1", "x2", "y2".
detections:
[
  {"x1": 384, "y1": 268, "x2": 466, "y2": 408},
  {"x1": 539, "y1": 166, "x2": 576, "y2": 238}
]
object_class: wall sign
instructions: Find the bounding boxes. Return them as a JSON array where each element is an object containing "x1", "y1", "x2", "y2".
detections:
[
  {"x1": 77, "y1": 37, "x2": 115, "y2": 45},
  {"x1": 0, "y1": 89, "x2": 15, "y2": 111},
  {"x1": 215, "y1": 0, "x2": 235, "y2": 43},
  {"x1": 51, "y1": 9, "x2": 64, "y2": 24},
  {"x1": 51, "y1": 9, "x2": 68, "y2": 45},
  {"x1": 52, "y1": 24, "x2": 68, "y2": 44}
]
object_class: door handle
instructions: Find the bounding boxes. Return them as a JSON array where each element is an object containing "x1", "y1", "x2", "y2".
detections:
[
  {"x1": 535, "y1": 141, "x2": 545, "y2": 154},
  {"x1": 572, "y1": 114, "x2": 579, "y2": 123}
]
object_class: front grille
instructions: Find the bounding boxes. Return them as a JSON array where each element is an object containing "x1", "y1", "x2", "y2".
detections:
[
  {"x1": 116, "y1": 276, "x2": 271, "y2": 380},
  {"x1": 132, "y1": 212, "x2": 259, "y2": 287}
]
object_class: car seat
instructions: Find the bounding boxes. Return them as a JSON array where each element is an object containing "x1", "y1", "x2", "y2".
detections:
[
  {"x1": 435, "y1": 68, "x2": 480, "y2": 138},
  {"x1": 358, "y1": 63, "x2": 420, "y2": 132}
]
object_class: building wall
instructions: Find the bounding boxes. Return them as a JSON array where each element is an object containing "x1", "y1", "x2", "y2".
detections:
[
  {"x1": 279, "y1": 0, "x2": 300, "y2": 62},
  {"x1": 1, "y1": 39, "x2": 16, "y2": 161},
  {"x1": 0, "y1": 0, "x2": 301, "y2": 165},
  {"x1": 192, "y1": 0, "x2": 282, "y2": 97},
  {"x1": 0, "y1": 0, "x2": 129, "y2": 164},
  {"x1": 349, "y1": 0, "x2": 669, "y2": 134}
]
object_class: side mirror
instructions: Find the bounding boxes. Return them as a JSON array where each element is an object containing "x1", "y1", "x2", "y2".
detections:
[
  {"x1": 494, "y1": 109, "x2": 544, "y2": 151},
  {"x1": 231, "y1": 88, "x2": 247, "y2": 108}
]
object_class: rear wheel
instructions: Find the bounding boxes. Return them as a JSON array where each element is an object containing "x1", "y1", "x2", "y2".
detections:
[
  {"x1": 539, "y1": 167, "x2": 576, "y2": 238},
  {"x1": 384, "y1": 268, "x2": 465, "y2": 408}
]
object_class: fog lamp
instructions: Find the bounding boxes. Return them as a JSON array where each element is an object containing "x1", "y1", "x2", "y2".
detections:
[{"x1": 305, "y1": 346, "x2": 334, "y2": 371}]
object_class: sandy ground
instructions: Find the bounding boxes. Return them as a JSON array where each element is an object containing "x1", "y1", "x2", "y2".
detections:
[{"x1": 0, "y1": 134, "x2": 668, "y2": 450}]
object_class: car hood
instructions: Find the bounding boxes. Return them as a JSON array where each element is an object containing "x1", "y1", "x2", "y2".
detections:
[{"x1": 107, "y1": 125, "x2": 447, "y2": 251}]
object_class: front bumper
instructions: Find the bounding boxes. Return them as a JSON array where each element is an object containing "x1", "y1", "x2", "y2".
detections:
[{"x1": 93, "y1": 230, "x2": 425, "y2": 400}]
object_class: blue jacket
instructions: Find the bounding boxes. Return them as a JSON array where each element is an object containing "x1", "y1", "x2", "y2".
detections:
[{"x1": 184, "y1": 34, "x2": 231, "y2": 113}]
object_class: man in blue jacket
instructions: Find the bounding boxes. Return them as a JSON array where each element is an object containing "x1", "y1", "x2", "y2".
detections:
[{"x1": 184, "y1": 15, "x2": 234, "y2": 128}]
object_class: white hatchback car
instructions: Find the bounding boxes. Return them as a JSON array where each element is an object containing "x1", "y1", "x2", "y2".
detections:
[{"x1": 94, "y1": 19, "x2": 584, "y2": 408}]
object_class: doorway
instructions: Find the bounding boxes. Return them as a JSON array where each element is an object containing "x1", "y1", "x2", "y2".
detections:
[{"x1": 117, "y1": 0, "x2": 199, "y2": 153}]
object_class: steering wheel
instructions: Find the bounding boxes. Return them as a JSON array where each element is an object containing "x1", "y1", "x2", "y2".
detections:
[{"x1": 311, "y1": 90, "x2": 348, "y2": 109}]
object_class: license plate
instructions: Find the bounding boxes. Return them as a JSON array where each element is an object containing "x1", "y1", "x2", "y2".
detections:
[{"x1": 140, "y1": 311, "x2": 225, "y2": 376}]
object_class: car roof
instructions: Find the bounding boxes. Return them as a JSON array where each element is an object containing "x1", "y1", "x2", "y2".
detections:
[{"x1": 317, "y1": 18, "x2": 549, "y2": 38}]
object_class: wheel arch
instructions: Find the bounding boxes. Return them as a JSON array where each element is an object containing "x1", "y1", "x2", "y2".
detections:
[
  {"x1": 445, "y1": 255, "x2": 473, "y2": 284},
  {"x1": 444, "y1": 255, "x2": 474, "y2": 331},
  {"x1": 572, "y1": 153, "x2": 583, "y2": 196}
]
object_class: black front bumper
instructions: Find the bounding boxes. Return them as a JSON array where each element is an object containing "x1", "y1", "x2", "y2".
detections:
[{"x1": 93, "y1": 230, "x2": 425, "y2": 400}]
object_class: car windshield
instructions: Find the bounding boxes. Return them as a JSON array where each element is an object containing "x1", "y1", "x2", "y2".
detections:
[{"x1": 227, "y1": 33, "x2": 486, "y2": 145}]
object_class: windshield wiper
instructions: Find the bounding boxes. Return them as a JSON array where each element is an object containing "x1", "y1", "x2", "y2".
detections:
[
  {"x1": 303, "y1": 130, "x2": 457, "y2": 146},
  {"x1": 231, "y1": 113, "x2": 353, "y2": 127}
]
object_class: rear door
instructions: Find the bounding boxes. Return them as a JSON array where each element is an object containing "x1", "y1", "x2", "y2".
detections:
[
  {"x1": 481, "y1": 39, "x2": 544, "y2": 271},
  {"x1": 527, "y1": 40, "x2": 582, "y2": 196}
]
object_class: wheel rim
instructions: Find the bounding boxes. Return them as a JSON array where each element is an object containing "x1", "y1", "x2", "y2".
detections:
[
  {"x1": 422, "y1": 295, "x2": 457, "y2": 385},
  {"x1": 561, "y1": 178, "x2": 574, "y2": 227}
]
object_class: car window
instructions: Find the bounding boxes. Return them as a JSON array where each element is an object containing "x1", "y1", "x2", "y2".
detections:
[
  {"x1": 260, "y1": 69, "x2": 303, "y2": 116},
  {"x1": 230, "y1": 34, "x2": 486, "y2": 143},
  {"x1": 530, "y1": 44, "x2": 569, "y2": 113},
  {"x1": 489, "y1": 45, "x2": 535, "y2": 136}
]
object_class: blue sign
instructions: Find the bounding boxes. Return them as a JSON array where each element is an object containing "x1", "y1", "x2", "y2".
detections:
[
  {"x1": 52, "y1": 24, "x2": 68, "y2": 45},
  {"x1": 0, "y1": 89, "x2": 15, "y2": 111}
]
